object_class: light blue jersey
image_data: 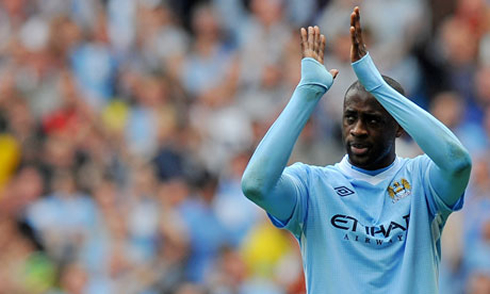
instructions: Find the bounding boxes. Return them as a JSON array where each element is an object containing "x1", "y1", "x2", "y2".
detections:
[
  {"x1": 269, "y1": 155, "x2": 463, "y2": 293},
  {"x1": 241, "y1": 53, "x2": 471, "y2": 294}
]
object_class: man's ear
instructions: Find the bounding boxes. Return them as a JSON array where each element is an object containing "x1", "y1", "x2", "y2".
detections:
[{"x1": 395, "y1": 124, "x2": 404, "y2": 138}]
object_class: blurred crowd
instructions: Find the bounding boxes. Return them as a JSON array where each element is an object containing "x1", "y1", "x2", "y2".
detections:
[{"x1": 0, "y1": 0, "x2": 489, "y2": 293}]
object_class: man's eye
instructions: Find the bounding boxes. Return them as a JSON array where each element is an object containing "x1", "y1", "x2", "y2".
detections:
[
  {"x1": 367, "y1": 116, "x2": 382, "y2": 125},
  {"x1": 345, "y1": 116, "x2": 355, "y2": 123}
]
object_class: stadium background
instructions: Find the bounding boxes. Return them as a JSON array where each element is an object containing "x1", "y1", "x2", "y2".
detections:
[{"x1": 0, "y1": 0, "x2": 489, "y2": 293}]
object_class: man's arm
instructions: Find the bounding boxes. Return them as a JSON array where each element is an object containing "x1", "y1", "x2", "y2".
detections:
[
  {"x1": 349, "y1": 7, "x2": 472, "y2": 207},
  {"x1": 241, "y1": 26, "x2": 338, "y2": 221}
]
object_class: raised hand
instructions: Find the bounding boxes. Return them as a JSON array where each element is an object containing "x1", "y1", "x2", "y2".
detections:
[
  {"x1": 350, "y1": 6, "x2": 367, "y2": 63},
  {"x1": 300, "y1": 26, "x2": 339, "y2": 79}
]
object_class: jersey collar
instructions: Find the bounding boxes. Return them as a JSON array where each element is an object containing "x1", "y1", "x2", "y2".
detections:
[{"x1": 337, "y1": 155, "x2": 402, "y2": 185}]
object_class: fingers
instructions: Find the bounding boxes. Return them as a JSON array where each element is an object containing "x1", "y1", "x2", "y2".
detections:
[
  {"x1": 311, "y1": 26, "x2": 321, "y2": 57},
  {"x1": 351, "y1": 6, "x2": 360, "y2": 30},
  {"x1": 350, "y1": 26, "x2": 357, "y2": 47},
  {"x1": 298, "y1": 25, "x2": 337, "y2": 77},
  {"x1": 350, "y1": 6, "x2": 367, "y2": 62},
  {"x1": 350, "y1": 7, "x2": 363, "y2": 45},
  {"x1": 350, "y1": 7, "x2": 356, "y2": 29},
  {"x1": 354, "y1": 6, "x2": 360, "y2": 22},
  {"x1": 300, "y1": 26, "x2": 323, "y2": 57},
  {"x1": 353, "y1": 6, "x2": 364, "y2": 46},
  {"x1": 308, "y1": 26, "x2": 314, "y2": 50},
  {"x1": 300, "y1": 27, "x2": 307, "y2": 58},
  {"x1": 313, "y1": 26, "x2": 320, "y2": 53},
  {"x1": 319, "y1": 34, "x2": 326, "y2": 64},
  {"x1": 350, "y1": 12, "x2": 357, "y2": 42}
]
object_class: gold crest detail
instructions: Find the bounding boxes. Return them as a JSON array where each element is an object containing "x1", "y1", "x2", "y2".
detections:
[{"x1": 387, "y1": 178, "x2": 411, "y2": 203}]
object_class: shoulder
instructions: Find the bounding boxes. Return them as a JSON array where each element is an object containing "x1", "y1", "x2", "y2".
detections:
[
  {"x1": 285, "y1": 162, "x2": 341, "y2": 181},
  {"x1": 402, "y1": 154, "x2": 432, "y2": 170},
  {"x1": 393, "y1": 155, "x2": 436, "y2": 184}
]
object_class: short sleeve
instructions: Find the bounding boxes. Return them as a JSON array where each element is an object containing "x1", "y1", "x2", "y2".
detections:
[{"x1": 267, "y1": 162, "x2": 310, "y2": 240}]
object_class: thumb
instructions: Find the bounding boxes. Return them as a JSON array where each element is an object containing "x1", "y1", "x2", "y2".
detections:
[{"x1": 329, "y1": 69, "x2": 339, "y2": 79}]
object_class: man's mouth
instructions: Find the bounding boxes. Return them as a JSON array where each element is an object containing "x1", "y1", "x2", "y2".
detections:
[{"x1": 350, "y1": 143, "x2": 370, "y2": 155}]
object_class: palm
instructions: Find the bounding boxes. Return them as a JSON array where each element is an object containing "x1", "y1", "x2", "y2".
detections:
[
  {"x1": 300, "y1": 26, "x2": 338, "y2": 78},
  {"x1": 301, "y1": 27, "x2": 324, "y2": 64}
]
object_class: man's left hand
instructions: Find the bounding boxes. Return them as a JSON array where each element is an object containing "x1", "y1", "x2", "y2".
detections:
[{"x1": 350, "y1": 6, "x2": 368, "y2": 63}]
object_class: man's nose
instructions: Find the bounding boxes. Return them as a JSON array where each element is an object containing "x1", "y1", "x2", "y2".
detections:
[{"x1": 350, "y1": 120, "x2": 368, "y2": 137}]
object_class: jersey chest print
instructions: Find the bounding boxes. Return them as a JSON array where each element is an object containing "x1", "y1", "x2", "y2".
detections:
[{"x1": 329, "y1": 178, "x2": 412, "y2": 246}]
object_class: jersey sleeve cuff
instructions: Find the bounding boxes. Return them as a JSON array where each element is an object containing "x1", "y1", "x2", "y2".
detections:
[{"x1": 299, "y1": 57, "x2": 334, "y2": 91}]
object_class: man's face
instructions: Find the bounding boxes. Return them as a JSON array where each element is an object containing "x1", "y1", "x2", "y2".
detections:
[{"x1": 342, "y1": 89, "x2": 402, "y2": 170}]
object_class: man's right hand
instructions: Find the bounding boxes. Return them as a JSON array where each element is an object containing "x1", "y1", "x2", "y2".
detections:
[{"x1": 300, "y1": 26, "x2": 339, "y2": 79}]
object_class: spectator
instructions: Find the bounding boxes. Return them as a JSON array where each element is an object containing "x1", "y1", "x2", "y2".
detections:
[{"x1": 0, "y1": 1, "x2": 487, "y2": 292}]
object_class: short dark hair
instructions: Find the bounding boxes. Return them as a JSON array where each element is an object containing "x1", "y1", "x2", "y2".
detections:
[{"x1": 345, "y1": 75, "x2": 405, "y2": 98}]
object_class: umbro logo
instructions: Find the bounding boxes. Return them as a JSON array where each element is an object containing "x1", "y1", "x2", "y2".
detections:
[{"x1": 334, "y1": 186, "x2": 354, "y2": 197}]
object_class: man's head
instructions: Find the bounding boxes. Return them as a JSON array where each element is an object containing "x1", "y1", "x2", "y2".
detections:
[{"x1": 342, "y1": 77, "x2": 404, "y2": 170}]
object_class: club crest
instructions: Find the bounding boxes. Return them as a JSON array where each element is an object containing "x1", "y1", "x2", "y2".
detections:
[{"x1": 387, "y1": 178, "x2": 411, "y2": 203}]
